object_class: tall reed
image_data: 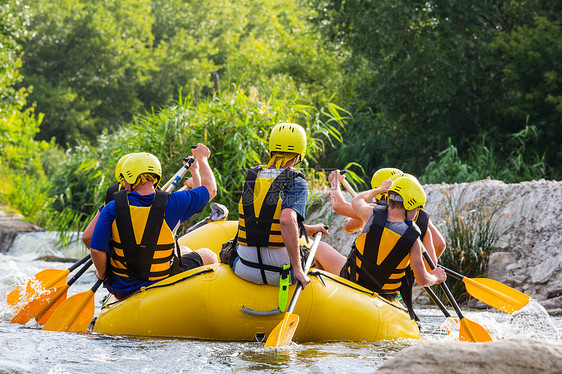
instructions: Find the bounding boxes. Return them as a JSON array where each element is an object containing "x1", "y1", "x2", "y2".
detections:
[{"x1": 438, "y1": 191, "x2": 507, "y2": 303}]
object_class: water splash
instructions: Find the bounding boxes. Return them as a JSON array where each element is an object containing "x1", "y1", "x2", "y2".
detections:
[
  {"x1": 504, "y1": 300, "x2": 560, "y2": 341},
  {"x1": 9, "y1": 231, "x2": 85, "y2": 259}
]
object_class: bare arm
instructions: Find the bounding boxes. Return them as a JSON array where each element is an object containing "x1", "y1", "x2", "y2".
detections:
[
  {"x1": 188, "y1": 160, "x2": 201, "y2": 188},
  {"x1": 422, "y1": 228, "x2": 438, "y2": 266},
  {"x1": 351, "y1": 180, "x2": 392, "y2": 224},
  {"x1": 304, "y1": 223, "x2": 330, "y2": 237},
  {"x1": 192, "y1": 144, "x2": 217, "y2": 200},
  {"x1": 329, "y1": 170, "x2": 359, "y2": 219},
  {"x1": 409, "y1": 240, "x2": 446, "y2": 287},
  {"x1": 82, "y1": 210, "x2": 100, "y2": 248},
  {"x1": 429, "y1": 219, "x2": 446, "y2": 258},
  {"x1": 280, "y1": 208, "x2": 310, "y2": 288},
  {"x1": 90, "y1": 248, "x2": 108, "y2": 281}
]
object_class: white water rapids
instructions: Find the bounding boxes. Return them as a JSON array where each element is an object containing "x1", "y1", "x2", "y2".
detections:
[{"x1": 0, "y1": 231, "x2": 560, "y2": 373}]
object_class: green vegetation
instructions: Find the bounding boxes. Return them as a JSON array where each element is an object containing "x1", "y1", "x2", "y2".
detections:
[
  {"x1": 315, "y1": 0, "x2": 560, "y2": 180},
  {"x1": 0, "y1": 0, "x2": 560, "y2": 289},
  {"x1": 46, "y1": 86, "x2": 347, "y2": 234},
  {"x1": 438, "y1": 193, "x2": 507, "y2": 302}
]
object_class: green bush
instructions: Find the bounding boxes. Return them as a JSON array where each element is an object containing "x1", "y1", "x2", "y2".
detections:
[
  {"x1": 46, "y1": 84, "x2": 349, "y2": 235},
  {"x1": 438, "y1": 192, "x2": 507, "y2": 303},
  {"x1": 421, "y1": 125, "x2": 546, "y2": 184}
]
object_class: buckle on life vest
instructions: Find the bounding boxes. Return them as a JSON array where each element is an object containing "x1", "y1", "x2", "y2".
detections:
[{"x1": 278, "y1": 264, "x2": 291, "y2": 312}]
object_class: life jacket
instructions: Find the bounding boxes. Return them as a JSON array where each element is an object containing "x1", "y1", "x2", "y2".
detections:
[
  {"x1": 399, "y1": 208, "x2": 430, "y2": 320},
  {"x1": 109, "y1": 190, "x2": 175, "y2": 281},
  {"x1": 235, "y1": 166, "x2": 306, "y2": 284},
  {"x1": 342, "y1": 204, "x2": 421, "y2": 296},
  {"x1": 104, "y1": 183, "x2": 120, "y2": 205},
  {"x1": 237, "y1": 166, "x2": 305, "y2": 248}
]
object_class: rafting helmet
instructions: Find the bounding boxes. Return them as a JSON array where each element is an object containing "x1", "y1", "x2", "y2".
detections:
[
  {"x1": 121, "y1": 152, "x2": 162, "y2": 188},
  {"x1": 269, "y1": 123, "x2": 307, "y2": 163},
  {"x1": 115, "y1": 153, "x2": 134, "y2": 182},
  {"x1": 388, "y1": 175, "x2": 426, "y2": 210},
  {"x1": 370, "y1": 168, "x2": 403, "y2": 200}
]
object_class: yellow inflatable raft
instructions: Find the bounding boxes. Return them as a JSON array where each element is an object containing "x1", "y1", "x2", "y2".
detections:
[{"x1": 93, "y1": 221, "x2": 420, "y2": 342}]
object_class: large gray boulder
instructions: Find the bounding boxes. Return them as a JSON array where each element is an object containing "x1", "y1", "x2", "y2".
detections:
[
  {"x1": 375, "y1": 339, "x2": 562, "y2": 374},
  {"x1": 0, "y1": 210, "x2": 41, "y2": 253}
]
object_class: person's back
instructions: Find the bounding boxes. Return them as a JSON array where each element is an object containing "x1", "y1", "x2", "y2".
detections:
[
  {"x1": 231, "y1": 123, "x2": 309, "y2": 287},
  {"x1": 227, "y1": 123, "x2": 330, "y2": 290},
  {"x1": 315, "y1": 176, "x2": 447, "y2": 305},
  {"x1": 89, "y1": 146, "x2": 218, "y2": 298}
]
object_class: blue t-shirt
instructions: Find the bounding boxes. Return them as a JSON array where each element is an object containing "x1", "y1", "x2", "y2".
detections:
[
  {"x1": 280, "y1": 175, "x2": 308, "y2": 220},
  {"x1": 90, "y1": 186, "x2": 210, "y2": 297}
]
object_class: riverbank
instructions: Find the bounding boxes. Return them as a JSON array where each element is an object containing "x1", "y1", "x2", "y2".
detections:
[{"x1": 0, "y1": 210, "x2": 41, "y2": 253}]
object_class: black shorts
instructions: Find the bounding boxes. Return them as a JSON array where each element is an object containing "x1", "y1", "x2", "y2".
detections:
[{"x1": 180, "y1": 251, "x2": 204, "y2": 271}]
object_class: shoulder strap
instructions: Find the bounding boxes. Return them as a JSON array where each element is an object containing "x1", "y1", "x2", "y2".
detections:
[
  {"x1": 139, "y1": 191, "x2": 169, "y2": 247},
  {"x1": 105, "y1": 183, "x2": 120, "y2": 205},
  {"x1": 416, "y1": 209, "x2": 430, "y2": 241},
  {"x1": 240, "y1": 166, "x2": 261, "y2": 242},
  {"x1": 363, "y1": 205, "x2": 387, "y2": 253}
]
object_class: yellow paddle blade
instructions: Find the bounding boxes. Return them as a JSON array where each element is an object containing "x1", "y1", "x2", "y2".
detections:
[
  {"x1": 264, "y1": 312, "x2": 300, "y2": 348},
  {"x1": 36, "y1": 289, "x2": 68, "y2": 324},
  {"x1": 464, "y1": 277, "x2": 530, "y2": 314},
  {"x1": 43, "y1": 290, "x2": 95, "y2": 332},
  {"x1": 10, "y1": 285, "x2": 68, "y2": 324},
  {"x1": 7, "y1": 269, "x2": 69, "y2": 306},
  {"x1": 459, "y1": 318, "x2": 493, "y2": 342}
]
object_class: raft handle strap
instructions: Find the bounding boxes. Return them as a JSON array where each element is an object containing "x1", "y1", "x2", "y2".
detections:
[{"x1": 241, "y1": 306, "x2": 282, "y2": 316}]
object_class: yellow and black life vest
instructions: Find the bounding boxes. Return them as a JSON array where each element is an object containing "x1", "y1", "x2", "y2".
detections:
[
  {"x1": 104, "y1": 183, "x2": 120, "y2": 205},
  {"x1": 341, "y1": 205, "x2": 421, "y2": 296},
  {"x1": 237, "y1": 166, "x2": 305, "y2": 248},
  {"x1": 416, "y1": 209, "x2": 430, "y2": 241},
  {"x1": 109, "y1": 190, "x2": 175, "y2": 281}
]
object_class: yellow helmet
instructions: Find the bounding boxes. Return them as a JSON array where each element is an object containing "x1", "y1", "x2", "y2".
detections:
[
  {"x1": 388, "y1": 176, "x2": 426, "y2": 210},
  {"x1": 269, "y1": 123, "x2": 307, "y2": 162},
  {"x1": 115, "y1": 153, "x2": 134, "y2": 182},
  {"x1": 370, "y1": 168, "x2": 403, "y2": 189},
  {"x1": 371, "y1": 168, "x2": 403, "y2": 200},
  {"x1": 121, "y1": 152, "x2": 162, "y2": 187}
]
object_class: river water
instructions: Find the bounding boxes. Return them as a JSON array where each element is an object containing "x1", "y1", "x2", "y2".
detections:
[{"x1": 0, "y1": 232, "x2": 560, "y2": 374}]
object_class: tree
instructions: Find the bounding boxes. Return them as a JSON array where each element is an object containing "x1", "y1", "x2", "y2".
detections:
[
  {"x1": 315, "y1": 0, "x2": 560, "y2": 179},
  {"x1": 21, "y1": 0, "x2": 154, "y2": 145}
]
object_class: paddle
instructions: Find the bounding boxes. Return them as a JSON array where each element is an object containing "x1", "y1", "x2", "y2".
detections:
[
  {"x1": 264, "y1": 231, "x2": 323, "y2": 348},
  {"x1": 11, "y1": 259, "x2": 93, "y2": 324},
  {"x1": 422, "y1": 252, "x2": 493, "y2": 342},
  {"x1": 161, "y1": 153, "x2": 196, "y2": 192},
  {"x1": 42, "y1": 280, "x2": 103, "y2": 332},
  {"x1": 6, "y1": 254, "x2": 91, "y2": 306},
  {"x1": 440, "y1": 265, "x2": 530, "y2": 314}
]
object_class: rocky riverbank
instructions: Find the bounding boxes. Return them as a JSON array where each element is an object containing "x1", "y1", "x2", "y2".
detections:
[
  {"x1": 307, "y1": 179, "x2": 562, "y2": 315},
  {"x1": 0, "y1": 210, "x2": 41, "y2": 253}
]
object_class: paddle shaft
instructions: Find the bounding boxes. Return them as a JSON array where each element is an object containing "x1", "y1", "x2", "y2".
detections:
[
  {"x1": 439, "y1": 265, "x2": 466, "y2": 281},
  {"x1": 422, "y1": 252, "x2": 466, "y2": 320},
  {"x1": 68, "y1": 254, "x2": 92, "y2": 273},
  {"x1": 161, "y1": 154, "x2": 196, "y2": 192},
  {"x1": 285, "y1": 232, "x2": 323, "y2": 314},
  {"x1": 67, "y1": 259, "x2": 93, "y2": 287},
  {"x1": 423, "y1": 286, "x2": 451, "y2": 317}
]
